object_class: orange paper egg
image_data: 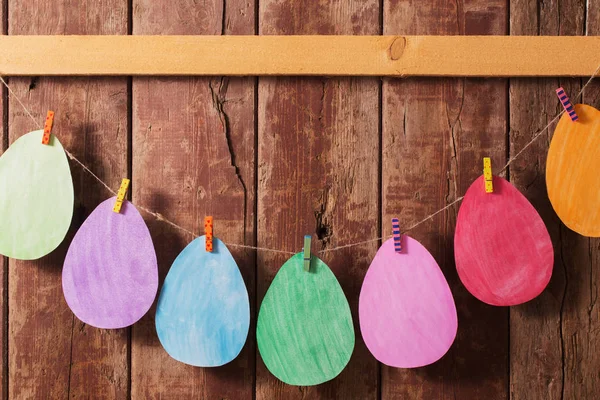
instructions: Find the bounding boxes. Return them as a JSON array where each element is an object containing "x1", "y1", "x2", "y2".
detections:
[{"x1": 546, "y1": 104, "x2": 600, "y2": 237}]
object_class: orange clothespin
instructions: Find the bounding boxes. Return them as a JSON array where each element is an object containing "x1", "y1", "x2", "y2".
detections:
[
  {"x1": 112, "y1": 178, "x2": 130, "y2": 213},
  {"x1": 41, "y1": 111, "x2": 54, "y2": 145},
  {"x1": 483, "y1": 157, "x2": 493, "y2": 193},
  {"x1": 205, "y1": 216, "x2": 214, "y2": 252}
]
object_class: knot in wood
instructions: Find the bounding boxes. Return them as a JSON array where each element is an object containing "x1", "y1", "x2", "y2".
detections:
[{"x1": 389, "y1": 36, "x2": 407, "y2": 61}]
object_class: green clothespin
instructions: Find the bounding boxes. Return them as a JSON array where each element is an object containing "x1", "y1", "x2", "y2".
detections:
[{"x1": 303, "y1": 235, "x2": 312, "y2": 272}]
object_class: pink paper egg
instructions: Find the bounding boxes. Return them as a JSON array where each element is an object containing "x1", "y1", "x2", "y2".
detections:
[
  {"x1": 359, "y1": 236, "x2": 457, "y2": 368},
  {"x1": 455, "y1": 175, "x2": 553, "y2": 306}
]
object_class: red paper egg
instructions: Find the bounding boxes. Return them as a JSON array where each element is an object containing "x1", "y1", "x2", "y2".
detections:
[{"x1": 454, "y1": 175, "x2": 553, "y2": 306}]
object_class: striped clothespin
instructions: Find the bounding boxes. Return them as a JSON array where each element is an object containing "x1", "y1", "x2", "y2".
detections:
[
  {"x1": 391, "y1": 218, "x2": 402, "y2": 253},
  {"x1": 205, "y1": 216, "x2": 214, "y2": 252},
  {"x1": 556, "y1": 87, "x2": 579, "y2": 122},
  {"x1": 41, "y1": 111, "x2": 55, "y2": 145}
]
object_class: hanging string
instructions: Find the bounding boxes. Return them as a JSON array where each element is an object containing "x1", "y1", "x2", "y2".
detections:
[
  {"x1": 1, "y1": 65, "x2": 599, "y2": 255},
  {"x1": 0, "y1": 77, "x2": 118, "y2": 196},
  {"x1": 498, "y1": 62, "x2": 600, "y2": 175}
]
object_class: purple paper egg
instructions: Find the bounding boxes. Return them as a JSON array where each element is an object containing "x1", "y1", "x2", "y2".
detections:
[{"x1": 62, "y1": 197, "x2": 158, "y2": 329}]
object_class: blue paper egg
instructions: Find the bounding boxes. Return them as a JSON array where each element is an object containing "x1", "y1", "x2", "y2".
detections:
[{"x1": 155, "y1": 236, "x2": 250, "y2": 367}]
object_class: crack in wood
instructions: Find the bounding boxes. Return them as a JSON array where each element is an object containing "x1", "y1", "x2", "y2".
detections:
[
  {"x1": 209, "y1": 77, "x2": 249, "y2": 244},
  {"x1": 314, "y1": 188, "x2": 333, "y2": 251},
  {"x1": 445, "y1": 82, "x2": 464, "y2": 204},
  {"x1": 27, "y1": 77, "x2": 37, "y2": 92}
]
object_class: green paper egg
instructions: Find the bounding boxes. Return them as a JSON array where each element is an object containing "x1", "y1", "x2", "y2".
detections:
[
  {"x1": 0, "y1": 130, "x2": 74, "y2": 259},
  {"x1": 257, "y1": 252, "x2": 354, "y2": 386}
]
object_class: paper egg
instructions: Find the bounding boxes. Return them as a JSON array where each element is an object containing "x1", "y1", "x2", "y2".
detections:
[
  {"x1": 155, "y1": 236, "x2": 250, "y2": 367},
  {"x1": 455, "y1": 175, "x2": 553, "y2": 306},
  {"x1": 359, "y1": 236, "x2": 457, "y2": 368},
  {"x1": 0, "y1": 130, "x2": 74, "y2": 259},
  {"x1": 257, "y1": 253, "x2": 354, "y2": 386},
  {"x1": 547, "y1": 104, "x2": 600, "y2": 237},
  {"x1": 62, "y1": 197, "x2": 158, "y2": 329}
]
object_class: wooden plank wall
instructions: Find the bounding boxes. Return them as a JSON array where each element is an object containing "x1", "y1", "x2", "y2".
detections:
[
  {"x1": 0, "y1": 1, "x2": 5, "y2": 399},
  {"x1": 382, "y1": 2, "x2": 509, "y2": 399},
  {"x1": 7, "y1": 1, "x2": 130, "y2": 399},
  {"x1": 0, "y1": 0, "x2": 599, "y2": 399},
  {"x1": 509, "y1": 1, "x2": 600, "y2": 399}
]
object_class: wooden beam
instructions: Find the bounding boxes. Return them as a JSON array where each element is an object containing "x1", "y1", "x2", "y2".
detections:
[{"x1": 0, "y1": 35, "x2": 599, "y2": 77}]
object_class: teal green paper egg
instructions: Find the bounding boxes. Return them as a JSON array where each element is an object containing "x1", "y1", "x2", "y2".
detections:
[
  {"x1": 257, "y1": 253, "x2": 354, "y2": 386},
  {"x1": 0, "y1": 130, "x2": 74, "y2": 259}
]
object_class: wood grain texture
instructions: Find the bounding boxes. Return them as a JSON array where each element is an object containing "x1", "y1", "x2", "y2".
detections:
[
  {"x1": 382, "y1": 1, "x2": 508, "y2": 398},
  {"x1": 257, "y1": 1, "x2": 380, "y2": 398},
  {"x1": 509, "y1": 1, "x2": 600, "y2": 398},
  {"x1": 131, "y1": 0, "x2": 256, "y2": 398},
  {"x1": 7, "y1": 1, "x2": 129, "y2": 398},
  {"x1": 0, "y1": 0, "x2": 6, "y2": 394},
  {"x1": 0, "y1": 147, "x2": 5, "y2": 400},
  {"x1": 2, "y1": 35, "x2": 600, "y2": 77}
]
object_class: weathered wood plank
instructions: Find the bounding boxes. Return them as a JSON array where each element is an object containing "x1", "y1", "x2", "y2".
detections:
[
  {"x1": 7, "y1": 0, "x2": 129, "y2": 398},
  {"x1": 1, "y1": 1, "x2": 6, "y2": 397},
  {"x1": 256, "y1": 1, "x2": 380, "y2": 399},
  {"x1": 0, "y1": 148, "x2": 5, "y2": 400},
  {"x1": 2, "y1": 35, "x2": 600, "y2": 77},
  {"x1": 131, "y1": 0, "x2": 256, "y2": 398},
  {"x1": 382, "y1": 1, "x2": 508, "y2": 399},
  {"x1": 509, "y1": 1, "x2": 600, "y2": 399}
]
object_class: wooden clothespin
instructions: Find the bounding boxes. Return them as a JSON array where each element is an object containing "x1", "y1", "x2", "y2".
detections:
[
  {"x1": 483, "y1": 157, "x2": 493, "y2": 193},
  {"x1": 112, "y1": 178, "x2": 130, "y2": 213},
  {"x1": 303, "y1": 235, "x2": 312, "y2": 272},
  {"x1": 41, "y1": 110, "x2": 54, "y2": 145},
  {"x1": 556, "y1": 87, "x2": 579, "y2": 122},
  {"x1": 205, "y1": 216, "x2": 214, "y2": 252},
  {"x1": 391, "y1": 218, "x2": 402, "y2": 253}
]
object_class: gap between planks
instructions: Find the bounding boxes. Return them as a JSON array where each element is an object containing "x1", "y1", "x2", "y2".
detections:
[{"x1": 0, "y1": 36, "x2": 599, "y2": 76}]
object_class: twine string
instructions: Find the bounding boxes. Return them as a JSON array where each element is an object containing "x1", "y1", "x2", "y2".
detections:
[{"x1": 1, "y1": 65, "x2": 599, "y2": 255}]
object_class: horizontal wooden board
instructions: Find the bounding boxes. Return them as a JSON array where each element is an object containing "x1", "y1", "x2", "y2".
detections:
[{"x1": 0, "y1": 36, "x2": 599, "y2": 76}]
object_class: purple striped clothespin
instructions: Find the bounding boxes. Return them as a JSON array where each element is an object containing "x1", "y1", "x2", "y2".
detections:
[
  {"x1": 391, "y1": 218, "x2": 402, "y2": 253},
  {"x1": 556, "y1": 87, "x2": 579, "y2": 122}
]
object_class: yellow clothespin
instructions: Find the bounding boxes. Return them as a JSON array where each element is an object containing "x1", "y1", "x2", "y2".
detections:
[
  {"x1": 483, "y1": 157, "x2": 493, "y2": 193},
  {"x1": 41, "y1": 111, "x2": 54, "y2": 145},
  {"x1": 112, "y1": 178, "x2": 130, "y2": 213},
  {"x1": 205, "y1": 216, "x2": 214, "y2": 252},
  {"x1": 303, "y1": 235, "x2": 312, "y2": 272}
]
